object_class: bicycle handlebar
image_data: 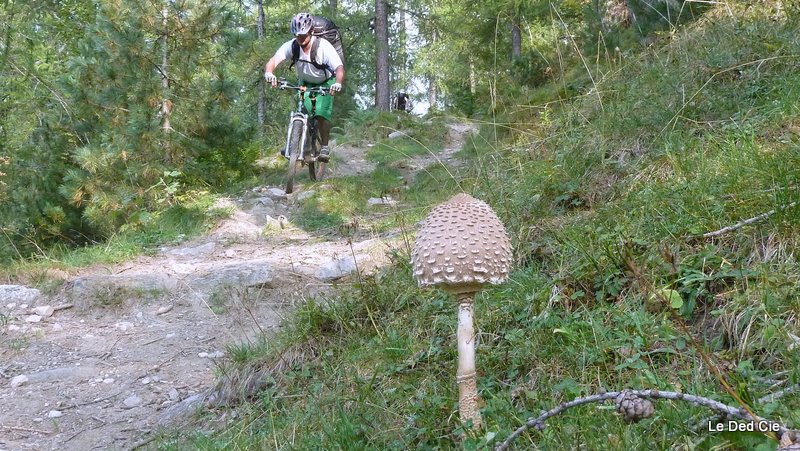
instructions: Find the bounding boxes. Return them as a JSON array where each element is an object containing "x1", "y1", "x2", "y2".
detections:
[{"x1": 278, "y1": 78, "x2": 328, "y2": 96}]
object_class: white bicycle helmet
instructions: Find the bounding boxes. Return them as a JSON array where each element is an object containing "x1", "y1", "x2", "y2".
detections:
[{"x1": 290, "y1": 13, "x2": 313, "y2": 36}]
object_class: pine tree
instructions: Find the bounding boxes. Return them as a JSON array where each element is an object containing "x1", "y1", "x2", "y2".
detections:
[
  {"x1": 0, "y1": 0, "x2": 95, "y2": 258},
  {"x1": 61, "y1": 0, "x2": 241, "y2": 234}
]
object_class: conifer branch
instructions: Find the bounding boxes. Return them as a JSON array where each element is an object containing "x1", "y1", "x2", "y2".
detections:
[{"x1": 8, "y1": 59, "x2": 73, "y2": 118}]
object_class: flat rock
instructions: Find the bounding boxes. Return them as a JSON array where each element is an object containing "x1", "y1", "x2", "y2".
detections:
[
  {"x1": 266, "y1": 188, "x2": 287, "y2": 199},
  {"x1": 68, "y1": 272, "x2": 179, "y2": 308},
  {"x1": 167, "y1": 242, "x2": 217, "y2": 259},
  {"x1": 122, "y1": 395, "x2": 142, "y2": 409},
  {"x1": 158, "y1": 393, "x2": 207, "y2": 423},
  {"x1": 255, "y1": 197, "x2": 275, "y2": 207},
  {"x1": 115, "y1": 321, "x2": 135, "y2": 331},
  {"x1": 187, "y1": 259, "x2": 275, "y2": 294},
  {"x1": 27, "y1": 366, "x2": 99, "y2": 384},
  {"x1": 367, "y1": 197, "x2": 398, "y2": 207},
  {"x1": 0, "y1": 285, "x2": 42, "y2": 304},
  {"x1": 10, "y1": 375, "x2": 29, "y2": 388},
  {"x1": 315, "y1": 256, "x2": 360, "y2": 281},
  {"x1": 32, "y1": 305, "x2": 55, "y2": 318}
]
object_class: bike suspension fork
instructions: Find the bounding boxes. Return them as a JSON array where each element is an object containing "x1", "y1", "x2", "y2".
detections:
[{"x1": 285, "y1": 112, "x2": 308, "y2": 157}]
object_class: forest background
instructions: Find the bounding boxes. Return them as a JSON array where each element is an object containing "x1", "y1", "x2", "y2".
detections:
[{"x1": 0, "y1": 0, "x2": 696, "y2": 258}]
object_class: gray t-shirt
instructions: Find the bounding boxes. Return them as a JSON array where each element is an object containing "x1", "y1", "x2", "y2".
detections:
[{"x1": 273, "y1": 37, "x2": 343, "y2": 84}]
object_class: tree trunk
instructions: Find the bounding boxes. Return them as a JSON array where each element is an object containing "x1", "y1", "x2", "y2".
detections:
[
  {"x1": 428, "y1": 77, "x2": 437, "y2": 112},
  {"x1": 0, "y1": 1, "x2": 17, "y2": 74},
  {"x1": 256, "y1": 0, "x2": 266, "y2": 153},
  {"x1": 374, "y1": 0, "x2": 390, "y2": 111},
  {"x1": 161, "y1": 1, "x2": 171, "y2": 134},
  {"x1": 161, "y1": 0, "x2": 173, "y2": 164},
  {"x1": 511, "y1": 21, "x2": 521, "y2": 60},
  {"x1": 469, "y1": 59, "x2": 476, "y2": 95},
  {"x1": 329, "y1": 0, "x2": 337, "y2": 15},
  {"x1": 427, "y1": 28, "x2": 438, "y2": 112},
  {"x1": 396, "y1": 0, "x2": 407, "y2": 90}
]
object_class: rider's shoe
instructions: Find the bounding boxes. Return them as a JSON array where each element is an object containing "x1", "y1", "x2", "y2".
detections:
[{"x1": 318, "y1": 146, "x2": 331, "y2": 163}]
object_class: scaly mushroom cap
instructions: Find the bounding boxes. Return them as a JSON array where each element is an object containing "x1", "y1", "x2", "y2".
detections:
[{"x1": 411, "y1": 193, "x2": 512, "y2": 295}]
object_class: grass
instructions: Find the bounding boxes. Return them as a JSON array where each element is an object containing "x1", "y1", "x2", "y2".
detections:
[
  {"x1": 366, "y1": 138, "x2": 431, "y2": 165},
  {"x1": 0, "y1": 190, "x2": 230, "y2": 281},
  {"x1": 149, "y1": 5, "x2": 800, "y2": 451},
  {"x1": 289, "y1": 162, "x2": 460, "y2": 237}
]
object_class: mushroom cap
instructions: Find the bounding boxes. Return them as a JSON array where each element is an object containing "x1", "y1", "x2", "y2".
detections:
[{"x1": 411, "y1": 193, "x2": 512, "y2": 294}]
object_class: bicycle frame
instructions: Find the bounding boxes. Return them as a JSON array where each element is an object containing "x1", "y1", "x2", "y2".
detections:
[
  {"x1": 278, "y1": 79, "x2": 328, "y2": 194},
  {"x1": 280, "y1": 79, "x2": 326, "y2": 161}
]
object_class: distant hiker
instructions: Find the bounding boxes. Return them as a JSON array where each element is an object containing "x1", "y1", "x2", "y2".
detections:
[
  {"x1": 395, "y1": 91, "x2": 410, "y2": 113},
  {"x1": 264, "y1": 13, "x2": 346, "y2": 163}
]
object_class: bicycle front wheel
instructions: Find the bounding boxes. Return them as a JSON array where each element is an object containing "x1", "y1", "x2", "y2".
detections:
[{"x1": 285, "y1": 120, "x2": 304, "y2": 194}]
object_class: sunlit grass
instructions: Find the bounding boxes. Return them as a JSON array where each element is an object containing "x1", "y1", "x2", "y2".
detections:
[{"x1": 0, "y1": 190, "x2": 229, "y2": 278}]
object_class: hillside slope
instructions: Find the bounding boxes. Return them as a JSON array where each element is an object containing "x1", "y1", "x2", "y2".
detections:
[{"x1": 160, "y1": 5, "x2": 800, "y2": 451}]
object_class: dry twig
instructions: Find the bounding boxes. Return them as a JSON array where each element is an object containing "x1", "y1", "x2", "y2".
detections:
[
  {"x1": 702, "y1": 202, "x2": 798, "y2": 238},
  {"x1": 693, "y1": 381, "x2": 800, "y2": 432},
  {"x1": 495, "y1": 389, "x2": 795, "y2": 451}
]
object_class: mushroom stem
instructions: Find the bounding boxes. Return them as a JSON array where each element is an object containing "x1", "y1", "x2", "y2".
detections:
[{"x1": 456, "y1": 294, "x2": 482, "y2": 429}]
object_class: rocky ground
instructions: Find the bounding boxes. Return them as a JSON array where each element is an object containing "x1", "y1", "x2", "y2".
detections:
[{"x1": 0, "y1": 122, "x2": 477, "y2": 451}]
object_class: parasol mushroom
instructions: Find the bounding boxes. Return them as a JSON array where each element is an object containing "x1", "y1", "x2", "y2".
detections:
[{"x1": 411, "y1": 193, "x2": 513, "y2": 429}]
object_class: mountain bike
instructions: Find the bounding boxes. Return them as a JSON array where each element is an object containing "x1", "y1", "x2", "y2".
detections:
[{"x1": 278, "y1": 78, "x2": 328, "y2": 194}]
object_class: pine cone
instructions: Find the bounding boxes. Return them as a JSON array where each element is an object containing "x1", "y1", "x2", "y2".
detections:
[
  {"x1": 615, "y1": 391, "x2": 655, "y2": 423},
  {"x1": 780, "y1": 431, "x2": 800, "y2": 450}
]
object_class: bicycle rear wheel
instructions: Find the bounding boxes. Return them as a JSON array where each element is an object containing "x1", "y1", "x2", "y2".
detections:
[
  {"x1": 307, "y1": 120, "x2": 325, "y2": 181},
  {"x1": 311, "y1": 160, "x2": 325, "y2": 181},
  {"x1": 285, "y1": 120, "x2": 304, "y2": 194}
]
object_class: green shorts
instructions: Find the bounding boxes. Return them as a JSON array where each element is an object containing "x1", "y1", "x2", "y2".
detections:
[{"x1": 303, "y1": 78, "x2": 334, "y2": 121}]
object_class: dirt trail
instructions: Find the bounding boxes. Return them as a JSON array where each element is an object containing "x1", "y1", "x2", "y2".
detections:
[{"x1": 0, "y1": 122, "x2": 477, "y2": 451}]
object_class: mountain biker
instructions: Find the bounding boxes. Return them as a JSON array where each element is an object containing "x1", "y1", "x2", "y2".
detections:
[{"x1": 264, "y1": 13, "x2": 345, "y2": 163}]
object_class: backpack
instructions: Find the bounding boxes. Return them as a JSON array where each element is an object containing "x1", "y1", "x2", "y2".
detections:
[{"x1": 289, "y1": 16, "x2": 345, "y2": 79}]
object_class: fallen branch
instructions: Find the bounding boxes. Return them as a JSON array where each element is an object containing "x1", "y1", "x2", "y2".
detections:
[
  {"x1": 495, "y1": 389, "x2": 796, "y2": 451},
  {"x1": 126, "y1": 433, "x2": 158, "y2": 451},
  {"x1": 1, "y1": 425, "x2": 53, "y2": 435},
  {"x1": 760, "y1": 383, "x2": 800, "y2": 404},
  {"x1": 702, "y1": 202, "x2": 798, "y2": 238},
  {"x1": 62, "y1": 389, "x2": 125, "y2": 410},
  {"x1": 693, "y1": 382, "x2": 800, "y2": 432}
]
